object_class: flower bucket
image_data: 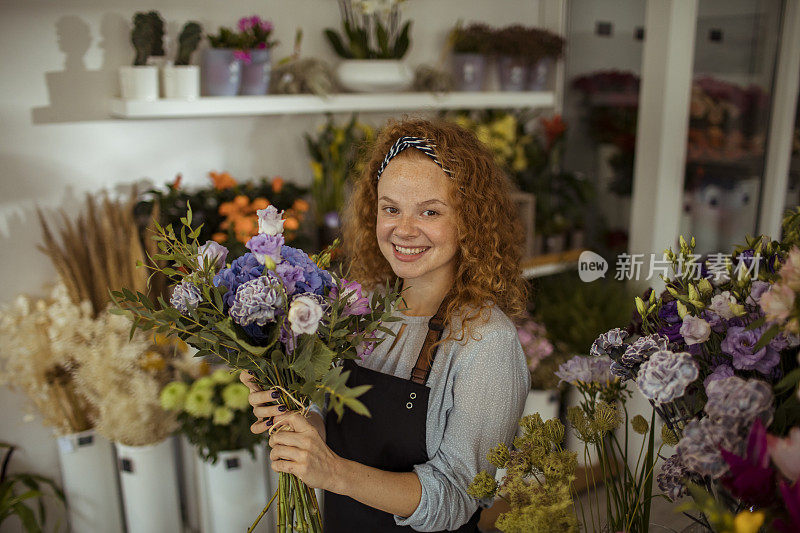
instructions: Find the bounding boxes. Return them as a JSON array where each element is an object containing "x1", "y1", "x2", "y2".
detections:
[
  {"x1": 201, "y1": 48, "x2": 242, "y2": 96},
  {"x1": 163, "y1": 64, "x2": 200, "y2": 100},
  {"x1": 57, "y1": 429, "x2": 124, "y2": 533},
  {"x1": 522, "y1": 389, "x2": 560, "y2": 421},
  {"x1": 240, "y1": 49, "x2": 272, "y2": 95},
  {"x1": 178, "y1": 436, "x2": 203, "y2": 533},
  {"x1": 116, "y1": 438, "x2": 182, "y2": 533},
  {"x1": 336, "y1": 59, "x2": 412, "y2": 92},
  {"x1": 528, "y1": 57, "x2": 554, "y2": 91},
  {"x1": 118, "y1": 65, "x2": 159, "y2": 100},
  {"x1": 497, "y1": 56, "x2": 529, "y2": 92},
  {"x1": 197, "y1": 448, "x2": 269, "y2": 533},
  {"x1": 452, "y1": 53, "x2": 487, "y2": 91}
]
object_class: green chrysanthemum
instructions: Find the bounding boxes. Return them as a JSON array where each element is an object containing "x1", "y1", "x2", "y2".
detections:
[
  {"x1": 221, "y1": 382, "x2": 250, "y2": 410},
  {"x1": 211, "y1": 368, "x2": 237, "y2": 384},
  {"x1": 212, "y1": 406, "x2": 235, "y2": 426},
  {"x1": 191, "y1": 376, "x2": 215, "y2": 392},
  {"x1": 160, "y1": 381, "x2": 189, "y2": 411},
  {"x1": 185, "y1": 386, "x2": 215, "y2": 418}
]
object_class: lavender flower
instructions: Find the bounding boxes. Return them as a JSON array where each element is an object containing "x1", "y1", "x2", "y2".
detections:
[
  {"x1": 746, "y1": 280, "x2": 771, "y2": 307},
  {"x1": 677, "y1": 417, "x2": 743, "y2": 478},
  {"x1": 721, "y1": 325, "x2": 781, "y2": 375},
  {"x1": 213, "y1": 253, "x2": 264, "y2": 308},
  {"x1": 679, "y1": 315, "x2": 711, "y2": 346},
  {"x1": 702, "y1": 309, "x2": 725, "y2": 333},
  {"x1": 330, "y1": 280, "x2": 371, "y2": 316},
  {"x1": 658, "y1": 453, "x2": 702, "y2": 501},
  {"x1": 589, "y1": 328, "x2": 629, "y2": 359},
  {"x1": 703, "y1": 363, "x2": 734, "y2": 389},
  {"x1": 555, "y1": 355, "x2": 614, "y2": 385},
  {"x1": 275, "y1": 262, "x2": 306, "y2": 295},
  {"x1": 657, "y1": 301, "x2": 683, "y2": 342},
  {"x1": 197, "y1": 241, "x2": 228, "y2": 271},
  {"x1": 257, "y1": 205, "x2": 285, "y2": 235},
  {"x1": 709, "y1": 291, "x2": 737, "y2": 320},
  {"x1": 636, "y1": 350, "x2": 699, "y2": 404},
  {"x1": 229, "y1": 275, "x2": 285, "y2": 327},
  {"x1": 170, "y1": 281, "x2": 202, "y2": 313},
  {"x1": 246, "y1": 233, "x2": 284, "y2": 266},
  {"x1": 281, "y1": 246, "x2": 332, "y2": 295},
  {"x1": 704, "y1": 376, "x2": 774, "y2": 430}
]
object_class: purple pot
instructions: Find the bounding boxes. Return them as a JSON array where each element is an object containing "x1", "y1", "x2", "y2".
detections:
[
  {"x1": 201, "y1": 48, "x2": 242, "y2": 96},
  {"x1": 498, "y1": 56, "x2": 529, "y2": 92},
  {"x1": 239, "y1": 48, "x2": 271, "y2": 96},
  {"x1": 452, "y1": 53, "x2": 487, "y2": 91},
  {"x1": 528, "y1": 57, "x2": 554, "y2": 91}
]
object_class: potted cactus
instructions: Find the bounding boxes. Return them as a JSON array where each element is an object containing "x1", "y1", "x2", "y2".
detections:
[
  {"x1": 119, "y1": 11, "x2": 165, "y2": 100},
  {"x1": 163, "y1": 21, "x2": 203, "y2": 99}
]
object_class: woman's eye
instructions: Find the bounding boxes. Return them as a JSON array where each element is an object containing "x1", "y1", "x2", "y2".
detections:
[
  {"x1": 382, "y1": 206, "x2": 398, "y2": 215},
  {"x1": 422, "y1": 209, "x2": 439, "y2": 217}
]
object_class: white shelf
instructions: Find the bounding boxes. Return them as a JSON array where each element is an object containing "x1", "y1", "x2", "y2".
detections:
[
  {"x1": 110, "y1": 91, "x2": 555, "y2": 119},
  {"x1": 521, "y1": 249, "x2": 584, "y2": 279}
]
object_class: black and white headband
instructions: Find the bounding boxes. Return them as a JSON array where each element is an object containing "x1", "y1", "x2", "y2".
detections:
[{"x1": 375, "y1": 136, "x2": 452, "y2": 180}]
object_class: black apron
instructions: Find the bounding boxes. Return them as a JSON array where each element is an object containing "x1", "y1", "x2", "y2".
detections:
[{"x1": 323, "y1": 303, "x2": 481, "y2": 532}]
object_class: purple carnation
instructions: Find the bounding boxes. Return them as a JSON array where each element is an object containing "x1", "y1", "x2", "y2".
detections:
[
  {"x1": 246, "y1": 233, "x2": 284, "y2": 265},
  {"x1": 213, "y1": 253, "x2": 264, "y2": 308},
  {"x1": 229, "y1": 275, "x2": 285, "y2": 327},
  {"x1": 555, "y1": 355, "x2": 614, "y2": 385},
  {"x1": 678, "y1": 417, "x2": 743, "y2": 478},
  {"x1": 704, "y1": 376, "x2": 774, "y2": 431},
  {"x1": 589, "y1": 328, "x2": 629, "y2": 359},
  {"x1": 658, "y1": 453, "x2": 702, "y2": 501},
  {"x1": 636, "y1": 350, "x2": 699, "y2": 404},
  {"x1": 170, "y1": 281, "x2": 202, "y2": 313},
  {"x1": 721, "y1": 325, "x2": 781, "y2": 375},
  {"x1": 657, "y1": 301, "x2": 683, "y2": 342}
]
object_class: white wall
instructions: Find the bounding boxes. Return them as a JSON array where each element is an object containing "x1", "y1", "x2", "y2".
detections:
[{"x1": 0, "y1": 1, "x2": 549, "y2": 530}]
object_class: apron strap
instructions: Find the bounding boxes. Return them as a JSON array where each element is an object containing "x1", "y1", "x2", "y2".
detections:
[{"x1": 410, "y1": 294, "x2": 452, "y2": 385}]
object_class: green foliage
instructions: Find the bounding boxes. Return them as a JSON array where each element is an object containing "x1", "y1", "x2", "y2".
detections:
[
  {"x1": 0, "y1": 443, "x2": 65, "y2": 532},
  {"x1": 131, "y1": 11, "x2": 164, "y2": 66},
  {"x1": 489, "y1": 25, "x2": 565, "y2": 60},
  {"x1": 450, "y1": 22, "x2": 493, "y2": 54},
  {"x1": 325, "y1": 2, "x2": 412, "y2": 60},
  {"x1": 208, "y1": 27, "x2": 246, "y2": 50},
  {"x1": 176, "y1": 22, "x2": 202, "y2": 66}
]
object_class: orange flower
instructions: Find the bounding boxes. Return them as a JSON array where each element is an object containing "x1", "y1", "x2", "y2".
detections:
[
  {"x1": 251, "y1": 197, "x2": 270, "y2": 211},
  {"x1": 272, "y1": 176, "x2": 284, "y2": 193},
  {"x1": 541, "y1": 115, "x2": 566, "y2": 149},
  {"x1": 284, "y1": 216, "x2": 299, "y2": 231},
  {"x1": 170, "y1": 173, "x2": 183, "y2": 190},
  {"x1": 218, "y1": 201, "x2": 239, "y2": 217},
  {"x1": 212, "y1": 232, "x2": 227, "y2": 243},
  {"x1": 209, "y1": 171, "x2": 237, "y2": 190},
  {"x1": 233, "y1": 195, "x2": 250, "y2": 208},
  {"x1": 293, "y1": 198, "x2": 310, "y2": 212}
]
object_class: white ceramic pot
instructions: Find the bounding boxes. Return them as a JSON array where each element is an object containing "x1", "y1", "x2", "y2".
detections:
[
  {"x1": 522, "y1": 389, "x2": 560, "y2": 422},
  {"x1": 163, "y1": 65, "x2": 200, "y2": 100},
  {"x1": 57, "y1": 429, "x2": 124, "y2": 533},
  {"x1": 196, "y1": 448, "x2": 269, "y2": 533},
  {"x1": 336, "y1": 59, "x2": 412, "y2": 92},
  {"x1": 116, "y1": 438, "x2": 182, "y2": 533},
  {"x1": 119, "y1": 65, "x2": 159, "y2": 101}
]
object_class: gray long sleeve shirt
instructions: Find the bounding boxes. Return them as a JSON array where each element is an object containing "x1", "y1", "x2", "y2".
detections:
[{"x1": 319, "y1": 306, "x2": 530, "y2": 531}]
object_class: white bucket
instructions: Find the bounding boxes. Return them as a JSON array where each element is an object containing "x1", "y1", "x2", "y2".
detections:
[{"x1": 56, "y1": 429, "x2": 124, "y2": 533}]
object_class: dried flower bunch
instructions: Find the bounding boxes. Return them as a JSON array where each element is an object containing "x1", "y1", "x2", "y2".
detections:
[
  {"x1": 489, "y1": 25, "x2": 565, "y2": 61},
  {"x1": 449, "y1": 22, "x2": 493, "y2": 54},
  {"x1": 38, "y1": 191, "x2": 151, "y2": 317}
]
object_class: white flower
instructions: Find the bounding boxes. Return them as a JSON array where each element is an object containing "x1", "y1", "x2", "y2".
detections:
[
  {"x1": 257, "y1": 206, "x2": 285, "y2": 236},
  {"x1": 709, "y1": 291, "x2": 737, "y2": 320},
  {"x1": 288, "y1": 295, "x2": 323, "y2": 335},
  {"x1": 679, "y1": 315, "x2": 711, "y2": 345}
]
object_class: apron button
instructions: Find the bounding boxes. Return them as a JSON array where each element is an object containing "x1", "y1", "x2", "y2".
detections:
[
  {"x1": 406, "y1": 402, "x2": 413, "y2": 409},
  {"x1": 409, "y1": 392, "x2": 416, "y2": 399}
]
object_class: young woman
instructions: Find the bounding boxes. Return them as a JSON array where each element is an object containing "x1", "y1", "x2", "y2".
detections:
[{"x1": 242, "y1": 118, "x2": 530, "y2": 532}]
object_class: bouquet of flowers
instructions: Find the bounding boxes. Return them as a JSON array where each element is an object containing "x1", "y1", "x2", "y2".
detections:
[
  {"x1": 160, "y1": 368, "x2": 263, "y2": 463},
  {"x1": 111, "y1": 204, "x2": 401, "y2": 533}
]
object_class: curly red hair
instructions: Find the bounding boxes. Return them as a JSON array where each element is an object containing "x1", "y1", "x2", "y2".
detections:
[{"x1": 343, "y1": 117, "x2": 527, "y2": 343}]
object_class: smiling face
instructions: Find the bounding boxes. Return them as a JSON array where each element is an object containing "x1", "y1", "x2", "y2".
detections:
[{"x1": 376, "y1": 150, "x2": 459, "y2": 289}]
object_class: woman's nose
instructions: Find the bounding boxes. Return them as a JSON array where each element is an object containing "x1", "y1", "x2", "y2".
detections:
[{"x1": 394, "y1": 215, "x2": 419, "y2": 238}]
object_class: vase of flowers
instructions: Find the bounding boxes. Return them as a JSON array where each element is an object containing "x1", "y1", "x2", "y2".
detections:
[
  {"x1": 491, "y1": 25, "x2": 564, "y2": 92},
  {"x1": 163, "y1": 21, "x2": 202, "y2": 100},
  {"x1": 203, "y1": 24, "x2": 252, "y2": 96},
  {"x1": 160, "y1": 368, "x2": 268, "y2": 533},
  {"x1": 235, "y1": 16, "x2": 278, "y2": 95},
  {"x1": 449, "y1": 23, "x2": 492, "y2": 91},
  {"x1": 119, "y1": 11, "x2": 163, "y2": 100},
  {"x1": 326, "y1": 0, "x2": 413, "y2": 92}
]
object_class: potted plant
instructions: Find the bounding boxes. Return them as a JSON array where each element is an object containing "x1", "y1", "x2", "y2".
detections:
[
  {"x1": 449, "y1": 22, "x2": 492, "y2": 91},
  {"x1": 0, "y1": 443, "x2": 65, "y2": 531},
  {"x1": 160, "y1": 369, "x2": 267, "y2": 533},
  {"x1": 490, "y1": 25, "x2": 564, "y2": 91},
  {"x1": 119, "y1": 11, "x2": 164, "y2": 100},
  {"x1": 203, "y1": 26, "x2": 247, "y2": 96},
  {"x1": 325, "y1": 0, "x2": 413, "y2": 92},
  {"x1": 163, "y1": 21, "x2": 202, "y2": 100},
  {"x1": 237, "y1": 15, "x2": 278, "y2": 95}
]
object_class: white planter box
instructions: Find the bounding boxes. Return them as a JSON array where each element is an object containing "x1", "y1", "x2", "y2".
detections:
[
  {"x1": 336, "y1": 60, "x2": 412, "y2": 93},
  {"x1": 119, "y1": 66, "x2": 159, "y2": 101}
]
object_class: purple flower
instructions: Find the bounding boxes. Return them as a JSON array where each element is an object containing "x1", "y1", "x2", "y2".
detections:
[
  {"x1": 747, "y1": 280, "x2": 771, "y2": 306},
  {"x1": 704, "y1": 376, "x2": 774, "y2": 430},
  {"x1": 275, "y1": 262, "x2": 305, "y2": 295},
  {"x1": 721, "y1": 325, "x2": 781, "y2": 375},
  {"x1": 701, "y1": 309, "x2": 725, "y2": 333},
  {"x1": 677, "y1": 417, "x2": 743, "y2": 478},
  {"x1": 703, "y1": 363, "x2": 734, "y2": 389},
  {"x1": 281, "y1": 246, "x2": 332, "y2": 295},
  {"x1": 238, "y1": 16, "x2": 254, "y2": 32},
  {"x1": 709, "y1": 291, "x2": 737, "y2": 320},
  {"x1": 357, "y1": 339, "x2": 377, "y2": 359},
  {"x1": 555, "y1": 355, "x2": 614, "y2": 385},
  {"x1": 657, "y1": 301, "x2": 683, "y2": 342},
  {"x1": 229, "y1": 275, "x2": 285, "y2": 327},
  {"x1": 324, "y1": 211, "x2": 340, "y2": 229},
  {"x1": 636, "y1": 350, "x2": 699, "y2": 404},
  {"x1": 246, "y1": 233, "x2": 284, "y2": 266},
  {"x1": 213, "y1": 253, "x2": 264, "y2": 308},
  {"x1": 720, "y1": 419, "x2": 776, "y2": 507},
  {"x1": 589, "y1": 328, "x2": 629, "y2": 359},
  {"x1": 170, "y1": 281, "x2": 202, "y2": 313},
  {"x1": 679, "y1": 315, "x2": 711, "y2": 345},
  {"x1": 279, "y1": 322, "x2": 297, "y2": 353},
  {"x1": 198, "y1": 241, "x2": 229, "y2": 271},
  {"x1": 330, "y1": 280, "x2": 370, "y2": 316},
  {"x1": 658, "y1": 453, "x2": 701, "y2": 501},
  {"x1": 773, "y1": 481, "x2": 800, "y2": 533}
]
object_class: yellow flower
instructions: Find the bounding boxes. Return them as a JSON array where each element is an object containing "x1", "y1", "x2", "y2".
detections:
[
  {"x1": 184, "y1": 387, "x2": 214, "y2": 418},
  {"x1": 160, "y1": 381, "x2": 189, "y2": 411},
  {"x1": 512, "y1": 145, "x2": 528, "y2": 172},
  {"x1": 212, "y1": 406, "x2": 235, "y2": 426},
  {"x1": 491, "y1": 114, "x2": 517, "y2": 142},
  {"x1": 211, "y1": 368, "x2": 236, "y2": 384},
  {"x1": 732, "y1": 510, "x2": 764, "y2": 533},
  {"x1": 453, "y1": 115, "x2": 473, "y2": 131},
  {"x1": 140, "y1": 351, "x2": 166, "y2": 373},
  {"x1": 475, "y1": 125, "x2": 492, "y2": 147},
  {"x1": 310, "y1": 161, "x2": 324, "y2": 182},
  {"x1": 222, "y1": 382, "x2": 251, "y2": 411}
]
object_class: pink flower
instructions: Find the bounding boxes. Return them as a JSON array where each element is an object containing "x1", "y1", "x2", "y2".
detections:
[
  {"x1": 259, "y1": 20, "x2": 273, "y2": 32},
  {"x1": 760, "y1": 283, "x2": 795, "y2": 323},
  {"x1": 781, "y1": 247, "x2": 800, "y2": 291},
  {"x1": 332, "y1": 280, "x2": 370, "y2": 316},
  {"x1": 233, "y1": 50, "x2": 252, "y2": 64},
  {"x1": 767, "y1": 427, "x2": 800, "y2": 483},
  {"x1": 237, "y1": 17, "x2": 254, "y2": 32},
  {"x1": 680, "y1": 315, "x2": 711, "y2": 345},
  {"x1": 257, "y1": 42, "x2": 267, "y2": 49}
]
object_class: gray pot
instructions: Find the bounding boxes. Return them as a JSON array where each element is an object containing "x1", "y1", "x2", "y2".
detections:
[
  {"x1": 498, "y1": 56, "x2": 529, "y2": 92},
  {"x1": 528, "y1": 57, "x2": 554, "y2": 91},
  {"x1": 240, "y1": 48, "x2": 271, "y2": 95},
  {"x1": 451, "y1": 53, "x2": 487, "y2": 91},
  {"x1": 200, "y1": 48, "x2": 242, "y2": 96}
]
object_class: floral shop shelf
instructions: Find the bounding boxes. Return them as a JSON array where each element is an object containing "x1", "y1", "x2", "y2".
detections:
[
  {"x1": 521, "y1": 248, "x2": 585, "y2": 279},
  {"x1": 109, "y1": 91, "x2": 555, "y2": 119}
]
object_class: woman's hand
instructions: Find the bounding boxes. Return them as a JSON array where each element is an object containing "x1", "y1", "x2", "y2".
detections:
[
  {"x1": 240, "y1": 370, "x2": 283, "y2": 434},
  {"x1": 269, "y1": 411, "x2": 343, "y2": 491}
]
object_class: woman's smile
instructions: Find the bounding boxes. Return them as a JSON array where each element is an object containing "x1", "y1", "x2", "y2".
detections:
[{"x1": 392, "y1": 243, "x2": 431, "y2": 261}]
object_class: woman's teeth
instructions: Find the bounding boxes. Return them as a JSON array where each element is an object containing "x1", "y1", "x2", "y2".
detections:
[{"x1": 395, "y1": 245, "x2": 427, "y2": 255}]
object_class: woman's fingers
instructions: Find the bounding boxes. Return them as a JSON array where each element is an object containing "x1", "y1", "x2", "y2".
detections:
[
  {"x1": 269, "y1": 443, "x2": 305, "y2": 464},
  {"x1": 239, "y1": 370, "x2": 261, "y2": 392},
  {"x1": 272, "y1": 411, "x2": 313, "y2": 433},
  {"x1": 248, "y1": 389, "x2": 281, "y2": 407},
  {"x1": 250, "y1": 417, "x2": 274, "y2": 435},
  {"x1": 253, "y1": 404, "x2": 287, "y2": 418}
]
